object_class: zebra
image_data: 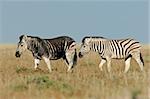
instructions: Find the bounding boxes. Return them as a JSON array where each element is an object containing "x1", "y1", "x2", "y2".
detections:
[
  {"x1": 78, "y1": 36, "x2": 144, "y2": 73},
  {"x1": 15, "y1": 35, "x2": 77, "y2": 72}
]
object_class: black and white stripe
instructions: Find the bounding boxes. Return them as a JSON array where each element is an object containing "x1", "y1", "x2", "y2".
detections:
[
  {"x1": 79, "y1": 36, "x2": 144, "y2": 73},
  {"x1": 15, "y1": 35, "x2": 77, "y2": 72}
]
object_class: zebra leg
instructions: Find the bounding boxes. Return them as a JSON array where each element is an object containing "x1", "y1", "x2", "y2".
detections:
[
  {"x1": 34, "y1": 58, "x2": 40, "y2": 70},
  {"x1": 99, "y1": 59, "x2": 106, "y2": 71},
  {"x1": 65, "y1": 42, "x2": 77, "y2": 72},
  {"x1": 106, "y1": 58, "x2": 111, "y2": 73},
  {"x1": 132, "y1": 53, "x2": 144, "y2": 71},
  {"x1": 124, "y1": 57, "x2": 131, "y2": 73},
  {"x1": 65, "y1": 51, "x2": 75, "y2": 72},
  {"x1": 64, "y1": 58, "x2": 69, "y2": 66},
  {"x1": 42, "y1": 56, "x2": 52, "y2": 73}
]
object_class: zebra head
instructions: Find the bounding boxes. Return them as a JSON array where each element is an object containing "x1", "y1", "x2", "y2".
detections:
[
  {"x1": 15, "y1": 35, "x2": 28, "y2": 57},
  {"x1": 78, "y1": 37, "x2": 91, "y2": 58}
]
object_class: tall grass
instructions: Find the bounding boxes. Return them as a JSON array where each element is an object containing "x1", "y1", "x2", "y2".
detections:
[{"x1": 0, "y1": 45, "x2": 149, "y2": 99}]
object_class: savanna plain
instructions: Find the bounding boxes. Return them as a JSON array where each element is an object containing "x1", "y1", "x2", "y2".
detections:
[{"x1": 0, "y1": 44, "x2": 150, "y2": 99}]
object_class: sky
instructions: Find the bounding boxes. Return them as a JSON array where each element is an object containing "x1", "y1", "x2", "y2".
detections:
[{"x1": 0, "y1": 0, "x2": 149, "y2": 44}]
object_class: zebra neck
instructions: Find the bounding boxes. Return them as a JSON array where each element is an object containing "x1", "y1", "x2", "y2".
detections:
[
  {"x1": 90, "y1": 42, "x2": 98, "y2": 52},
  {"x1": 90, "y1": 41, "x2": 104, "y2": 54},
  {"x1": 27, "y1": 39, "x2": 39, "y2": 52},
  {"x1": 27, "y1": 40, "x2": 32, "y2": 51}
]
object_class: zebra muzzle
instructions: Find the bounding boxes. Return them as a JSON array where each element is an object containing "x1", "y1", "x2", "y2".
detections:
[
  {"x1": 78, "y1": 52, "x2": 83, "y2": 58},
  {"x1": 15, "y1": 51, "x2": 21, "y2": 57}
]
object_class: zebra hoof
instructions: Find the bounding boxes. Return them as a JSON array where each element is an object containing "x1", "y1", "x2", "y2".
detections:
[
  {"x1": 67, "y1": 69, "x2": 73, "y2": 73},
  {"x1": 123, "y1": 71, "x2": 128, "y2": 74},
  {"x1": 48, "y1": 70, "x2": 52, "y2": 73},
  {"x1": 99, "y1": 67, "x2": 103, "y2": 71},
  {"x1": 34, "y1": 67, "x2": 38, "y2": 71}
]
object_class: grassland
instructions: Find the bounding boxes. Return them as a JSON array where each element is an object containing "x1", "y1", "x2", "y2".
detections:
[{"x1": 0, "y1": 44, "x2": 150, "y2": 99}]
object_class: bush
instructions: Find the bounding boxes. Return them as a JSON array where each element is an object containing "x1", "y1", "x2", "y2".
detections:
[
  {"x1": 27, "y1": 75, "x2": 55, "y2": 89},
  {"x1": 11, "y1": 84, "x2": 28, "y2": 91},
  {"x1": 131, "y1": 89, "x2": 141, "y2": 99},
  {"x1": 26, "y1": 75, "x2": 74, "y2": 95}
]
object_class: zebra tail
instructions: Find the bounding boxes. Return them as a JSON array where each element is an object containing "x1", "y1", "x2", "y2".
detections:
[
  {"x1": 73, "y1": 49, "x2": 77, "y2": 66},
  {"x1": 140, "y1": 53, "x2": 144, "y2": 66}
]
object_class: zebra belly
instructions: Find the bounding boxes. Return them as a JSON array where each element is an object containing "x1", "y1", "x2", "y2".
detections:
[
  {"x1": 49, "y1": 51, "x2": 65, "y2": 60},
  {"x1": 111, "y1": 55, "x2": 125, "y2": 59},
  {"x1": 109, "y1": 52, "x2": 125, "y2": 59}
]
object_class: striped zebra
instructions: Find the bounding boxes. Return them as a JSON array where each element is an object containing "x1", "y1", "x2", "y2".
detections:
[
  {"x1": 78, "y1": 36, "x2": 144, "y2": 73},
  {"x1": 15, "y1": 35, "x2": 77, "y2": 72}
]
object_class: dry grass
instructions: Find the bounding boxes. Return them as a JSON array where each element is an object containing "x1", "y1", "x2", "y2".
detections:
[{"x1": 0, "y1": 44, "x2": 150, "y2": 99}]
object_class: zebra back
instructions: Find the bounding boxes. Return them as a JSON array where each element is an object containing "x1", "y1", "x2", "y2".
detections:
[
  {"x1": 44, "y1": 36, "x2": 75, "y2": 59},
  {"x1": 83, "y1": 37, "x2": 142, "y2": 59}
]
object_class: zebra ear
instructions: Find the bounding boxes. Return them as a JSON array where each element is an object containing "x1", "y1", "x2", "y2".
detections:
[
  {"x1": 23, "y1": 35, "x2": 29, "y2": 42},
  {"x1": 19, "y1": 35, "x2": 28, "y2": 42},
  {"x1": 86, "y1": 37, "x2": 92, "y2": 44},
  {"x1": 19, "y1": 35, "x2": 24, "y2": 41},
  {"x1": 23, "y1": 35, "x2": 28, "y2": 40}
]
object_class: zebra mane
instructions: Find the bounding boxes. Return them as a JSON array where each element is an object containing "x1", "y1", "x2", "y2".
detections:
[
  {"x1": 82, "y1": 36, "x2": 106, "y2": 43},
  {"x1": 27, "y1": 35, "x2": 45, "y2": 49},
  {"x1": 27, "y1": 35, "x2": 42, "y2": 41},
  {"x1": 19, "y1": 35, "x2": 42, "y2": 42}
]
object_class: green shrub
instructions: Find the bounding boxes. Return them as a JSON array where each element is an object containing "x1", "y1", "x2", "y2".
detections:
[
  {"x1": 26, "y1": 75, "x2": 74, "y2": 95},
  {"x1": 27, "y1": 75, "x2": 55, "y2": 89},
  {"x1": 131, "y1": 89, "x2": 141, "y2": 99},
  {"x1": 11, "y1": 84, "x2": 28, "y2": 91},
  {"x1": 58, "y1": 83, "x2": 73, "y2": 95}
]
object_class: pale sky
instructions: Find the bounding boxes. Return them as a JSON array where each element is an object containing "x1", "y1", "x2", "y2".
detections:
[{"x1": 0, "y1": 0, "x2": 149, "y2": 44}]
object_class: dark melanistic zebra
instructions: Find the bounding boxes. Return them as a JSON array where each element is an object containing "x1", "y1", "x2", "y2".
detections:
[
  {"x1": 78, "y1": 36, "x2": 144, "y2": 73},
  {"x1": 15, "y1": 35, "x2": 77, "y2": 72}
]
